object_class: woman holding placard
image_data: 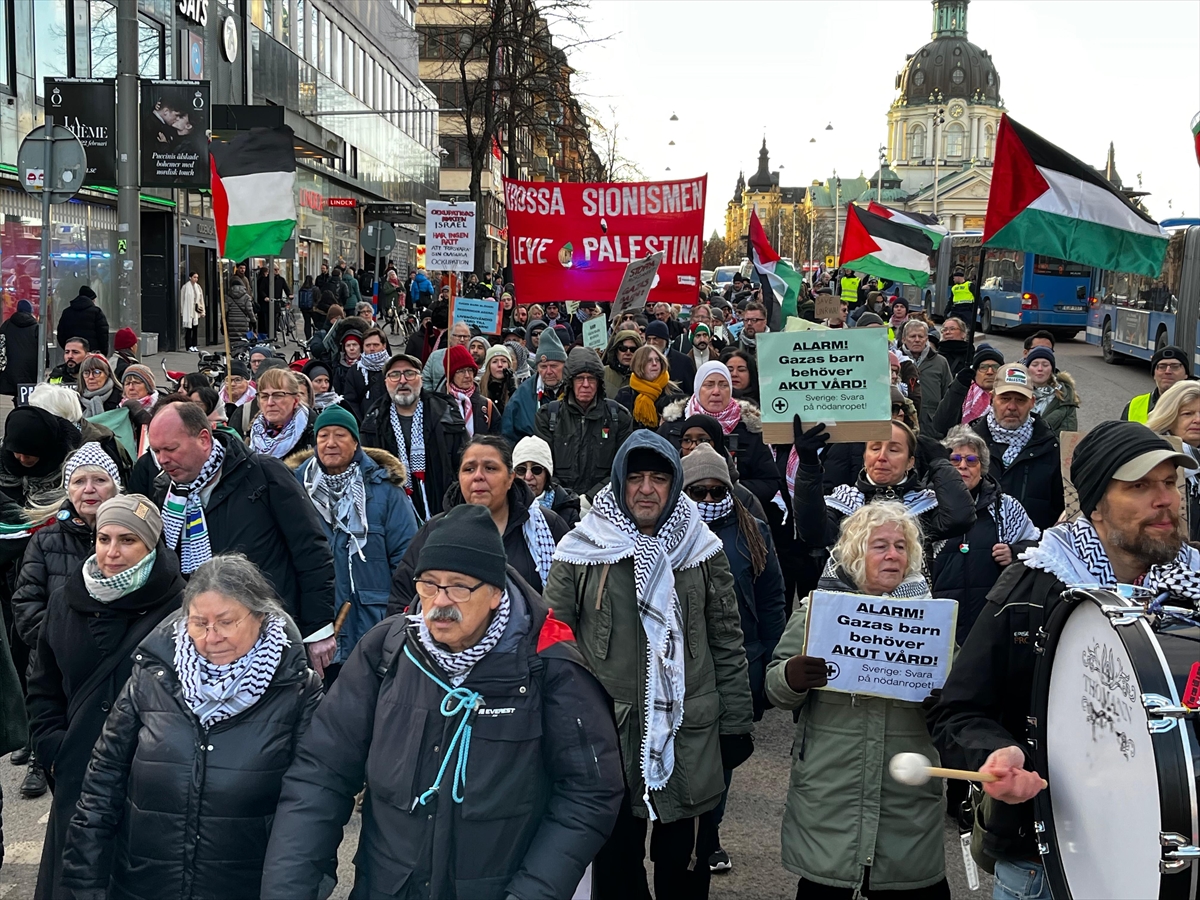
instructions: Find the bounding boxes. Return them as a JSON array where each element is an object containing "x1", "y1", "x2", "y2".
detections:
[{"x1": 765, "y1": 501, "x2": 950, "y2": 899}]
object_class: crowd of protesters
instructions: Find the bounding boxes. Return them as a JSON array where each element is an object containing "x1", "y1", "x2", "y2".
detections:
[{"x1": 0, "y1": 268, "x2": 1196, "y2": 900}]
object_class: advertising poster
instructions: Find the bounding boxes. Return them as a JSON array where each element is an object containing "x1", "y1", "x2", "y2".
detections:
[
  {"x1": 425, "y1": 201, "x2": 477, "y2": 270},
  {"x1": 802, "y1": 591, "x2": 957, "y2": 703},
  {"x1": 45, "y1": 79, "x2": 117, "y2": 188},
  {"x1": 140, "y1": 80, "x2": 210, "y2": 187},
  {"x1": 503, "y1": 176, "x2": 706, "y2": 305},
  {"x1": 756, "y1": 328, "x2": 892, "y2": 443}
]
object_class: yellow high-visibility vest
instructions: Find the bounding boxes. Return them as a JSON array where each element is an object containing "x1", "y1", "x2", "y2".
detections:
[
  {"x1": 951, "y1": 281, "x2": 975, "y2": 304},
  {"x1": 840, "y1": 276, "x2": 860, "y2": 304},
  {"x1": 1126, "y1": 392, "x2": 1152, "y2": 423}
]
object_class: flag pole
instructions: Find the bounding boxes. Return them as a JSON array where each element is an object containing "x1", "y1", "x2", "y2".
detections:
[{"x1": 219, "y1": 258, "x2": 232, "y2": 380}]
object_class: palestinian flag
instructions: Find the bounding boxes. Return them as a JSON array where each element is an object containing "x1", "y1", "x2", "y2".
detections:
[
  {"x1": 984, "y1": 114, "x2": 1167, "y2": 277},
  {"x1": 840, "y1": 203, "x2": 935, "y2": 287},
  {"x1": 748, "y1": 210, "x2": 802, "y2": 318},
  {"x1": 209, "y1": 127, "x2": 297, "y2": 261},
  {"x1": 867, "y1": 201, "x2": 947, "y2": 249},
  {"x1": 1192, "y1": 112, "x2": 1200, "y2": 166}
]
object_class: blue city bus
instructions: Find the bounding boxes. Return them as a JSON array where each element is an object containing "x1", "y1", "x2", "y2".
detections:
[
  {"x1": 932, "y1": 233, "x2": 1093, "y2": 337},
  {"x1": 1086, "y1": 220, "x2": 1200, "y2": 371}
]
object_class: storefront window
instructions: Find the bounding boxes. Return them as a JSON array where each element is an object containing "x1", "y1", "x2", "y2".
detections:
[
  {"x1": 0, "y1": 2, "x2": 11, "y2": 90},
  {"x1": 34, "y1": 0, "x2": 69, "y2": 93}
]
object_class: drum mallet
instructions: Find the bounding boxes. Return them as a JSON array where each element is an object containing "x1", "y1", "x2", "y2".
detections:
[{"x1": 889, "y1": 752, "x2": 1000, "y2": 786}]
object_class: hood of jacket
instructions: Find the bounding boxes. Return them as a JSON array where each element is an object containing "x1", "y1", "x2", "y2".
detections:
[
  {"x1": 1051, "y1": 370, "x2": 1080, "y2": 407},
  {"x1": 603, "y1": 329, "x2": 642, "y2": 369},
  {"x1": 5, "y1": 311, "x2": 36, "y2": 329},
  {"x1": 853, "y1": 465, "x2": 927, "y2": 502},
  {"x1": 609, "y1": 429, "x2": 683, "y2": 529},
  {"x1": 283, "y1": 445, "x2": 407, "y2": 487},
  {"x1": 660, "y1": 397, "x2": 763, "y2": 434},
  {"x1": 227, "y1": 279, "x2": 250, "y2": 300},
  {"x1": 526, "y1": 319, "x2": 549, "y2": 351},
  {"x1": 69, "y1": 294, "x2": 96, "y2": 310}
]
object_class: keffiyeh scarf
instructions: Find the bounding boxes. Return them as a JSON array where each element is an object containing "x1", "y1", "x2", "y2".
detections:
[
  {"x1": 81, "y1": 549, "x2": 157, "y2": 603},
  {"x1": 1023, "y1": 518, "x2": 1200, "y2": 605},
  {"x1": 390, "y1": 401, "x2": 427, "y2": 516},
  {"x1": 409, "y1": 590, "x2": 511, "y2": 687},
  {"x1": 962, "y1": 382, "x2": 991, "y2": 426},
  {"x1": 313, "y1": 390, "x2": 344, "y2": 411},
  {"x1": 820, "y1": 556, "x2": 931, "y2": 599},
  {"x1": 986, "y1": 407, "x2": 1035, "y2": 466},
  {"x1": 303, "y1": 459, "x2": 368, "y2": 591},
  {"x1": 554, "y1": 486, "x2": 723, "y2": 817},
  {"x1": 826, "y1": 481, "x2": 938, "y2": 517},
  {"x1": 696, "y1": 494, "x2": 734, "y2": 524},
  {"x1": 1032, "y1": 381, "x2": 1057, "y2": 416},
  {"x1": 250, "y1": 406, "x2": 310, "y2": 459},
  {"x1": 162, "y1": 439, "x2": 225, "y2": 574},
  {"x1": 357, "y1": 349, "x2": 390, "y2": 382},
  {"x1": 175, "y1": 614, "x2": 289, "y2": 728},
  {"x1": 684, "y1": 393, "x2": 741, "y2": 436},
  {"x1": 522, "y1": 503, "x2": 557, "y2": 586},
  {"x1": 218, "y1": 382, "x2": 256, "y2": 408},
  {"x1": 448, "y1": 384, "x2": 476, "y2": 437}
]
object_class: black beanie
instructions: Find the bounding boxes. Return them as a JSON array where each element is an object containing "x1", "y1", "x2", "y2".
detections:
[
  {"x1": 78, "y1": 285, "x2": 96, "y2": 300},
  {"x1": 625, "y1": 446, "x2": 675, "y2": 476},
  {"x1": 1071, "y1": 420, "x2": 1187, "y2": 517},
  {"x1": 1150, "y1": 345, "x2": 1191, "y2": 378},
  {"x1": 972, "y1": 346, "x2": 1004, "y2": 370},
  {"x1": 228, "y1": 361, "x2": 251, "y2": 380},
  {"x1": 4, "y1": 407, "x2": 65, "y2": 456},
  {"x1": 416, "y1": 504, "x2": 507, "y2": 588}
]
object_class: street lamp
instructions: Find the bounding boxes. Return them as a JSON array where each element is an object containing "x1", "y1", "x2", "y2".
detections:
[
  {"x1": 669, "y1": 112, "x2": 679, "y2": 122},
  {"x1": 825, "y1": 122, "x2": 834, "y2": 131},
  {"x1": 833, "y1": 170, "x2": 843, "y2": 260},
  {"x1": 877, "y1": 144, "x2": 887, "y2": 203},
  {"x1": 929, "y1": 91, "x2": 945, "y2": 220}
]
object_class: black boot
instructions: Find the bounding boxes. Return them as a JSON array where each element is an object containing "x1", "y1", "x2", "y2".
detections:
[
  {"x1": 20, "y1": 756, "x2": 48, "y2": 798},
  {"x1": 10, "y1": 743, "x2": 30, "y2": 766}
]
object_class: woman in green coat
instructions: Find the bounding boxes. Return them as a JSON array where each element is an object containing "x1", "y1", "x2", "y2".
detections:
[
  {"x1": 1024, "y1": 347, "x2": 1079, "y2": 436},
  {"x1": 766, "y1": 500, "x2": 950, "y2": 898}
]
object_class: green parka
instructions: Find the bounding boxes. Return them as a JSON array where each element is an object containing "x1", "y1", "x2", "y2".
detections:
[
  {"x1": 765, "y1": 571, "x2": 947, "y2": 892},
  {"x1": 1033, "y1": 371, "x2": 1079, "y2": 436}
]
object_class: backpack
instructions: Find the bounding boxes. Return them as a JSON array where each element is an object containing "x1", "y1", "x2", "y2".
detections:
[{"x1": 297, "y1": 287, "x2": 315, "y2": 310}]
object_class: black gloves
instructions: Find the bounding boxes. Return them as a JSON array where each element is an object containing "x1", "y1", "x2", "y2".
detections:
[
  {"x1": 793, "y1": 417, "x2": 830, "y2": 464},
  {"x1": 784, "y1": 654, "x2": 828, "y2": 692},
  {"x1": 719, "y1": 732, "x2": 755, "y2": 770},
  {"x1": 914, "y1": 433, "x2": 950, "y2": 477},
  {"x1": 956, "y1": 366, "x2": 975, "y2": 387}
]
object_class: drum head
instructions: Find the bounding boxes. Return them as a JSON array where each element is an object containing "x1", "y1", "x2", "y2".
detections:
[{"x1": 1042, "y1": 596, "x2": 1163, "y2": 899}]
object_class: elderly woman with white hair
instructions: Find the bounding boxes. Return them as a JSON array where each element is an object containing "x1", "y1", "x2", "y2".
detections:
[
  {"x1": 61, "y1": 553, "x2": 322, "y2": 900},
  {"x1": 1146, "y1": 379, "x2": 1200, "y2": 541},
  {"x1": 766, "y1": 501, "x2": 951, "y2": 899}
]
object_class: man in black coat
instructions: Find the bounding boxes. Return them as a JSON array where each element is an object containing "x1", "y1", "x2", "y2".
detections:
[
  {"x1": 0, "y1": 300, "x2": 40, "y2": 395},
  {"x1": 261, "y1": 504, "x2": 624, "y2": 900},
  {"x1": 644, "y1": 320, "x2": 696, "y2": 392},
  {"x1": 969, "y1": 363, "x2": 1063, "y2": 530},
  {"x1": 55, "y1": 285, "x2": 109, "y2": 356},
  {"x1": 360, "y1": 352, "x2": 467, "y2": 523},
  {"x1": 145, "y1": 401, "x2": 338, "y2": 675}
]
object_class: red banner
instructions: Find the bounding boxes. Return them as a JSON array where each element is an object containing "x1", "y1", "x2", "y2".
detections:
[{"x1": 503, "y1": 176, "x2": 706, "y2": 305}]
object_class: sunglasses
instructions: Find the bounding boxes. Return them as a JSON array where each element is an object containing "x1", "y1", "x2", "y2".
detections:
[
  {"x1": 515, "y1": 463, "x2": 547, "y2": 478},
  {"x1": 950, "y1": 454, "x2": 981, "y2": 465},
  {"x1": 686, "y1": 484, "x2": 729, "y2": 502},
  {"x1": 891, "y1": 404, "x2": 905, "y2": 415},
  {"x1": 617, "y1": 345, "x2": 638, "y2": 353}
]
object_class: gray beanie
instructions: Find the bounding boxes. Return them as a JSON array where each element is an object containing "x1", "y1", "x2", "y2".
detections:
[
  {"x1": 534, "y1": 324, "x2": 568, "y2": 364},
  {"x1": 95, "y1": 494, "x2": 162, "y2": 550},
  {"x1": 681, "y1": 443, "x2": 732, "y2": 489}
]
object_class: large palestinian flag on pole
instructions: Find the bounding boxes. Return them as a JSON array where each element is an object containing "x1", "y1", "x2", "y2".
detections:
[
  {"x1": 867, "y1": 201, "x2": 948, "y2": 249},
  {"x1": 748, "y1": 210, "x2": 802, "y2": 319},
  {"x1": 209, "y1": 127, "x2": 297, "y2": 261},
  {"x1": 984, "y1": 114, "x2": 1167, "y2": 277},
  {"x1": 840, "y1": 203, "x2": 935, "y2": 287}
]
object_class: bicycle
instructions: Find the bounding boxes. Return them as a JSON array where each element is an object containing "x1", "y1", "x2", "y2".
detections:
[{"x1": 273, "y1": 299, "x2": 302, "y2": 349}]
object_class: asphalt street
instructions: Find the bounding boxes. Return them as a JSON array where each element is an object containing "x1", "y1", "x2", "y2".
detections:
[{"x1": 0, "y1": 332, "x2": 1158, "y2": 899}]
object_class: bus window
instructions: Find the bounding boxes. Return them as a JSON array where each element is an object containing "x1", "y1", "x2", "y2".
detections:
[
  {"x1": 1032, "y1": 256, "x2": 1091, "y2": 278},
  {"x1": 983, "y1": 250, "x2": 1024, "y2": 292},
  {"x1": 1098, "y1": 231, "x2": 1183, "y2": 313}
]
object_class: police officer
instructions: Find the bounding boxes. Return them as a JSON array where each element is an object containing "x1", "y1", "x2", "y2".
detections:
[
  {"x1": 1121, "y1": 345, "x2": 1192, "y2": 423},
  {"x1": 839, "y1": 269, "x2": 861, "y2": 313},
  {"x1": 949, "y1": 268, "x2": 978, "y2": 341}
]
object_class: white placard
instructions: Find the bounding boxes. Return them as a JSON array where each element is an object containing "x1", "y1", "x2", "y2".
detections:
[
  {"x1": 424, "y1": 201, "x2": 477, "y2": 270},
  {"x1": 802, "y1": 591, "x2": 957, "y2": 703},
  {"x1": 610, "y1": 251, "x2": 664, "y2": 320}
]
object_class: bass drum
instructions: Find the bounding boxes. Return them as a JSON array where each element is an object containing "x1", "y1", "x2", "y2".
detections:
[{"x1": 1030, "y1": 588, "x2": 1200, "y2": 900}]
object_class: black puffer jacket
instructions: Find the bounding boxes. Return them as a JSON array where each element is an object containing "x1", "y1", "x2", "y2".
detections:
[
  {"x1": 0, "y1": 310, "x2": 40, "y2": 395},
  {"x1": 260, "y1": 570, "x2": 624, "y2": 900},
  {"x1": 60, "y1": 613, "x2": 322, "y2": 900},
  {"x1": 970, "y1": 414, "x2": 1063, "y2": 531},
  {"x1": 56, "y1": 293, "x2": 110, "y2": 355},
  {"x1": 386, "y1": 479, "x2": 569, "y2": 615},
  {"x1": 11, "y1": 505, "x2": 93, "y2": 650}
]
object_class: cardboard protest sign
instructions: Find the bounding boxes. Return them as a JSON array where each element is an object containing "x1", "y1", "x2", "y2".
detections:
[
  {"x1": 1059, "y1": 431, "x2": 1084, "y2": 521},
  {"x1": 582, "y1": 313, "x2": 608, "y2": 350},
  {"x1": 814, "y1": 295, "x2": 842, "y2": 322},
  {"x1": 425, "y1": 202, "x2": 476, "y2": 270},
  {"x1": 503, "y1": 177, "x2": 704, "y2": 306},
  {"x1": 757, "y1": 328, "x2": 892, "y2": 443},
  {"x1": 451, "y1": 296, "x2": 501, "y2": 335},
  {"x1": 611, "y1": 252, "x2": 664, "y2": 321},
  {"x1": 802, "y1": 591, "x2": 957, "y2": 703}
]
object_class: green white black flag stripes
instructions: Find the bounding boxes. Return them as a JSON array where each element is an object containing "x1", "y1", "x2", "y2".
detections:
[
  {"x1": 984, "y1": 114, "x2": 1167, "y2": 277},
  {"x1": 748, "y1": 209, "x2": 802, "y2": 318},
  {"x1": 209, "y1": 127, "x2": 297, "y2": 261},
  {"x1": 839, "y1": 203, "x2": 935, "y2": 287}
]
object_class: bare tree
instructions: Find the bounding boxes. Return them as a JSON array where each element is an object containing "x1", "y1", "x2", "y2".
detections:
[
  {"x1": 702, "y1": 231, "x2": 727, "y2": 270},
  {"x1": 586, "y1": 104, "x2": 645, "y2": 183}
]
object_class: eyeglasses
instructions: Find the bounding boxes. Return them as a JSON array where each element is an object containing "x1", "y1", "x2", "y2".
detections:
[
  {"x1": 686, "y1": 484, "x2": 730, "y2": 502},
  {"x1": 950, "y1": 453, "x2": 981, "y2": 465},
  {"x1": 414, "y1": 579, "x2": 487, "y2": 603},
  {"x1": 976, "y1": 363, "x2": 1001, "y2": 372},
  {"x1": 186, "y1": 612, "x2": 253, "y2": 639},
  {"x1": 573, "y1": 374, "x2": 599, "y2": 384},
  {"x1": 680, "y1": 435, "x2": 713, "y2": 448},
  {"x1": 515, "y1": 463, "x2": 547, "y2": 477},
  {"x1": 1155, "y1": 362, "x2": 1184, "y2": 373},
  {"x1": 385, "y1": 369, "x2": 421, "y2": 382},
  {"x1": 259, "y1": 391, "x2": 298, "y2": 402}
]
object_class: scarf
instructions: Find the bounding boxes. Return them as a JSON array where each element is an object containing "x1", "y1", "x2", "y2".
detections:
[
  {"x1": 986, "y1": 407, "x2": 1035, "y2": 466},
  {"x1": 826, "y1": 480, "x2": 938, "y2": 517},
  {"x1": 162, "y1": 439, "x2": 225, "y2": 574},
  {"x1": 81, "y1": 549, "x2": 157, "y2": 603},
  {"x1": 175, "y1": 614, "x2": 289, "y2": 728},
  {"x1": 1022, "y1": 518, "x2": 1200, "y2": 606},
  {"x1": 1032, "y1": 380, "x2": 1057, "y2": 416},
  {"x1": 554, "y1": 486, "x2": 723, "y2": 817},
  {"x1": 130, "y1": 391, "x2": 157, "y2": 411},
  {"x1": 250, "y1": 405, "x2": 310, "y2": 459},
  {"x1": 313, "y1": 390, "x2": 344, "y2": 411},
  {"x1": 409, "y1": 590, "x2": 511, "y2": 687},
  {"x1": 820, "y1": 556, "x2": 931, "y2": 599},
  {"x1": 80, "y1": 380, "x2": 115, "y2": 417},
  {"x1": 962, "y1": 382, "x2": 991, "y2": 425},
  {"x1": 303, "y1": 459, "x2": 368, "y2": 591},
  {"x1": 696, "y1": 494, "x2": 734, "y2": 524},
  {"x1": 522, "y1": 503, "x2": 557, "y2": 586},
  {"x1": 219, "y1": 382, "x2": 256, "y2": 408},
  {"x1": 685, "y1": 393, "x2": 741, "y2": 436},
  {"x1": 537, "y1": 488, "x2": 556, "y2": 511},
  {"x1": 629, "y1": 370, "x2": 670, "y2": 428},
  {"x1": 449, "y1": 383, "x2": 476, "y2": 437},
  {"x1": 390, "y1": 401, "x2": 427, "y2": 517},
  {"x1": 357, "y1": 349, "x2": 390, "y2": 381}
]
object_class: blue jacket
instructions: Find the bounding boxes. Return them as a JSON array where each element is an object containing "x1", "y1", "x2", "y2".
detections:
[
  {"x1": 289, "y1": 447, "x2": 419, "y2": 664},
  {"x1": 501, "y1": 374, "x2": 557, "y2": 443},
  {"x1": 412, "y1": 271, "x2": 433, "y2": 298}
]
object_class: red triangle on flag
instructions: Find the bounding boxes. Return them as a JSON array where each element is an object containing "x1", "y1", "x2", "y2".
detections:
[
  {"x1": 749, "y1": 210, "x2": 780, "y2": 264},
  {"x1": 840, "y1": 204, "x2": 881, "y2": 264},
  {"x1": 983, "y1": 114, "x2": 1050, "y2": 243}
]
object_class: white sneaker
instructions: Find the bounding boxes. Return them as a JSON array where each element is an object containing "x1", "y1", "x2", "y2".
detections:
[{"x1": 188, "y1": 346, "x2": 199, "y2": 352}]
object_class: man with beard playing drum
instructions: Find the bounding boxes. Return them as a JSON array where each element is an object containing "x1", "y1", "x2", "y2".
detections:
[{"x1": 927, "y1": 420, "x2": 1200, "y2": 900}]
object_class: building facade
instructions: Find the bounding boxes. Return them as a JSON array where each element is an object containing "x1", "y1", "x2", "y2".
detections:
[{"x1": 723, "y1": 140, "x2": 807, "y2": 266}]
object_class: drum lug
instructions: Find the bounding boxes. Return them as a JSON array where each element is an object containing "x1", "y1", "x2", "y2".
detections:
[
  {"x1": 1143, "y1": 694, "x2": 1197, "y2": 733},
  {"x1": 1100, "y1": 605, "x2": 1145, "y2": 626},
  {"x1": 1033, "y1": 627, "x2": 1047, "y2": 654},
  {"x1": 1160, "y1": 832, "x2": 1200, "y2": 873},
  {"x1": 1033, "y1": 820, "x2": 1046, "y2": 834}
]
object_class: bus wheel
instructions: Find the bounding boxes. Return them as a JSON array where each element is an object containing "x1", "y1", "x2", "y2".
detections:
[
  {"x1": 981, "y1": 302, "x2": 996, "y2": 334},
  {"x1": 1154, "y1": 327, "x2": 1169, "y2": 351},
  {"x1": 1101, "y1": 319, "x2": 1119, "y2": 364}
]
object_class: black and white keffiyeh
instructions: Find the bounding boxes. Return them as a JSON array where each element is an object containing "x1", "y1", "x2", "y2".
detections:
[
  {"x1": 390, "y1": 400, "x2": 426, "y2": 476},
  {"x1": 162, "y1": 440, "x2": 226, "y2": 574},
  {"x1": 1022, "y1": 518, "x2": 1200, "y2": 605},
  {"x1": 696, "y1": 494, "x2": 734, "y2": 524},
  {"x1": 554, "y1": 486, "x2": 723, "y2": 817},
  {"x1": 932, "y1": 493, "x2": 1040, "y2": 559},
  {"x1": 250, "y1": 406, "x2": 310, "y2": 459},
  {"x1": 986, "y1": 407, "x2": 1035, "y2": 466},
  {"x1": 303, "y1": 459, "x2": 368, "y2": 590},
  {"x1": 820, "y1": 555, "x2": 932, "y2": 599},
  {"x1": 174, "y1": 614, "x2": 289, "y2": 728},
  {"x1": 826, "y1": 483, "x2": 938, "y2": 517},
  {"x1": 522, "y1": 504, "x2": 557, "y2": 586},
  {"x1": 409, "y1": 589, "x2": 511, "y2": 686}
]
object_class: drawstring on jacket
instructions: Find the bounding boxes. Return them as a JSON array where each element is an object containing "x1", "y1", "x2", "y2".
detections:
[{"x1": 403, "y1": 643, "x2": 481, "y2": 807}]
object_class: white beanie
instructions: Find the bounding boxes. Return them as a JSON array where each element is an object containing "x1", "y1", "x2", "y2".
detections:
[
  {"x1": 513, "y1": 435, "x2": 554, "y2": 477},
  {"x1": 693, "y1": 360, "x2": 732, "y2": 396}
]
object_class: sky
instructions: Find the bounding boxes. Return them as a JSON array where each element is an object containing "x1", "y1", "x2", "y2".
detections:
[{"x1": 562, "y1": 0, "x2": 1200, "y2": 238}]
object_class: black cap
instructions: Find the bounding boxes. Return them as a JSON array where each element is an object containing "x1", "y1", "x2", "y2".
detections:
[
  {"x1": 1151, "y1": 345, "x2": 1191, "y2": 378},
  {"x1": 228, "y1": 361, "x2": 251, "y2": 379},
  {"x1": 415, "y1": 504, "x2": 508, "y2": 588},
  {"x1": 972, "y1": 346, "x2": 1004, "y2": 370}
]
